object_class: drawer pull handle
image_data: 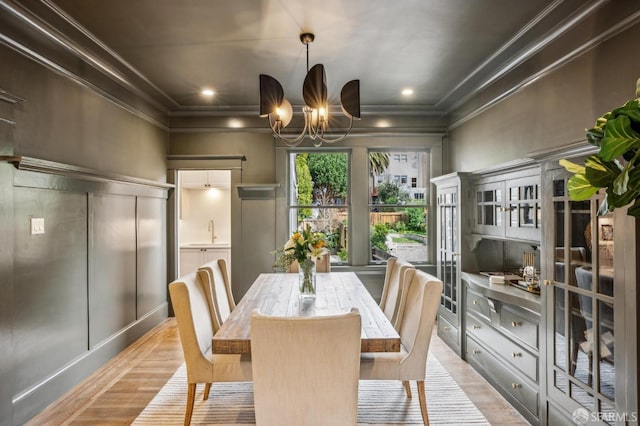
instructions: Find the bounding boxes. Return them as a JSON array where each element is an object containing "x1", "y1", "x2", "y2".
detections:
[
  {"x1": 472, "y1": 350, "x2": 481, "y2": 355},
  {"x1": 472, "y1": 325, "x2": 481, "y2": 330},
  {"x1": 473, "y1": 300, "x2": 478, "y2": 305},
  {"x1": 511, "y1": 383, "x2": 522, "y2": 389},
  {"x1": 512, "y1": 352, "x2": 522, "y2": 358},
  {"x1": 511, "y1": 321, "x2": 521, "y2": 327},
  {"x1": 443, "y1": 326, "x2": 450, "y2": 331}
]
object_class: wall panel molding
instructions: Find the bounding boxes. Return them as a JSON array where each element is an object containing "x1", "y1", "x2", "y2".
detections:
[{"x1": 0, "y1": 155, "x2": 174, "y2": 192}]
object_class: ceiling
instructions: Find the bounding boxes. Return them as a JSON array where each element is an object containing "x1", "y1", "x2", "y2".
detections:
[{"x1": 46, "y1": 0, "x2": 578, "y2": 114}]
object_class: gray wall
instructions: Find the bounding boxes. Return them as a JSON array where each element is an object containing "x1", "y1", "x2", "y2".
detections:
[
  {"x1": 448, "y1": 5, "x2": 640, "y2": 172},
  {"x1": 0, "y1": 43, "x2": 170, "y2": 425}
]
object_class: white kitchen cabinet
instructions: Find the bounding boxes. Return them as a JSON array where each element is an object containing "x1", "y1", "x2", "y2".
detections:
[
  {"x1": 179, "y1": 247, "x2": 231, "y2": 276},
  {"x1": 181, "y1": 170, "x2": 228, "y2": 189}
]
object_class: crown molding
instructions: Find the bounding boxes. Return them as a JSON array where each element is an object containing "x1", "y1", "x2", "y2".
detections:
[{"x1": 447, "y1": 2, "x2": 640, "y2": 131}]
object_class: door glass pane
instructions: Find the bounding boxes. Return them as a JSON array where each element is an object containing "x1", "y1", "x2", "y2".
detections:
[
  {"x1": 484, "y1": 205, "x2": 494, "y2": 225},
  {"x1": 554, "y1": 286, "x2": 567, "y2": 372},
  {"x1": 554, "y1": 371, "x2": 568, "y2": 394},
  {"x1": 571, "y1": 290, "x2": 591, "y2": 387},
  {"x1": 554, "y1": 201, "x2": 566, "y2": 283},
  {"x1": 570, "y1": 382, "x2": 595, "y2": 411},
  {"x1": 598, "y1": 300, "x2": 615, "y2": 401},
  {"x1": 494, "y1": 205, "x2": 502, "y2": 226},
  {"x1": 520, "y1": 202, "x2": 535, "y2": 226},
  {"x1": 553, "y1": 179, "x2": 565, "y2": 196}
]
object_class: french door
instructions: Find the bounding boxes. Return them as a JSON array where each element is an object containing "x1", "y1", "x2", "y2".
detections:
[{"x1": 543, "y1": 167, "x2": 627, "y2": 425}]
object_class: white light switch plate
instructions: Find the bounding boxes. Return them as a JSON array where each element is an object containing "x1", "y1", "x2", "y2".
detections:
[{"x1": 31, "y1": 217, "x2": 45, "y2": 235}]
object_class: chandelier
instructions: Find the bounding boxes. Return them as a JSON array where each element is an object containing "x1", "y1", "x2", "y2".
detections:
[{"x1": 259, "y1": 33, "x2": 360, "y2": 147}]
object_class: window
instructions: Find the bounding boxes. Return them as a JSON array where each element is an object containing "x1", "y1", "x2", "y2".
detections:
[
  {"x1": 285, "y1": 147, "x2": 432, "y2": 266},
  {"x1": 369, "y1": 150, "x2": 429, "y2": 263},
  {"x1": 288, "y1": 152, "x2": 349, "y2": 264}
]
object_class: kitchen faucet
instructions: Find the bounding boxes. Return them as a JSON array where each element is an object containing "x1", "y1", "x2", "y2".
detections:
[{"x1": 208, "y1": 219, "x2": 216, "y2": 243}]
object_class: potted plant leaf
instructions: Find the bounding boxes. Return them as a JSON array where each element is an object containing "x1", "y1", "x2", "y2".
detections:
[{"x1": 560, "y1": 77, "x2": 640, "y2": 217}]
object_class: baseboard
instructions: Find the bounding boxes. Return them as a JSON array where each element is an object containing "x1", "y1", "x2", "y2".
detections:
[{"x1": 12, "y1": 303, "x2": 167, "y2": 425}]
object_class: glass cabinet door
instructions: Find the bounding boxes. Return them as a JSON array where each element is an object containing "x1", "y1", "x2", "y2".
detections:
[
  {"x1": 474, "y1": 181, "x2": 503, "y2": 236},
  {"x1": 506, "y1": 176, "x2": 541, "y2": 240},
  {"x1": 546, "y1": 171, "x2": 618, "y2": 423},
  {"x1": 438, "y1": 186, "x2": 458, "y2": 320}
]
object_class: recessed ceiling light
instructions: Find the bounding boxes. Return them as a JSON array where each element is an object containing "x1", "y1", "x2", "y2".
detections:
[
  {"x1": 401, "y1": 88, "x2": 414, "y2": 96},
  {"x1": 228, "y1": 119, "x2": 244, "y2": 128},
  {"x1": 376, "y1": 120, "x2": 391, "y2": 128},
  {"x1": 202, "y1": 88, "x2": 215, "y2": 97}
]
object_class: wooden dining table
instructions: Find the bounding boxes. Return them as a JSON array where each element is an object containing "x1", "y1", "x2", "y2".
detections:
[{"x1": 212, "y1": 272, "x2": 401, "y2": 354}]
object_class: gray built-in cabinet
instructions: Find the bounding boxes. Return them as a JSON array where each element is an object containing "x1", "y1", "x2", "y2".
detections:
[
  {"x1": 432, "y1": 173, "x2": 472, "y2": 357},
  {"x1": 434, "y1": 153, "x2": 638, "y2": 425}
]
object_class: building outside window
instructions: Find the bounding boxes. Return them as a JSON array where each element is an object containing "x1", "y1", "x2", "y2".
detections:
[{"x1": 369, "y1": 150, "x2": 429, "y2": 263}]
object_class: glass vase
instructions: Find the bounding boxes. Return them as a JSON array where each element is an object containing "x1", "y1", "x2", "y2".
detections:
[{"x1": 298, "y1": 258, "x2": 316, "y2": 298}]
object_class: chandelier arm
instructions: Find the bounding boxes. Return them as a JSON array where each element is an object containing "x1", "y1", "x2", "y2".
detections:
[{"x1": 312, "y1": 116, "x2": 354, "y2": 144}]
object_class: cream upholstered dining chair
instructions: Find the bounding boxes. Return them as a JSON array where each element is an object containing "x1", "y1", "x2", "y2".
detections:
[
  {"x1": 169, "y1": 272, "x2": 252, "y2": 426},
  {"x1": 250, "y1": 308, "x2": 362, "y2": 426},
  {"x1": 286, "y1": 253, "x2": 331, "y2": 273},
  {"x1": 379, "y1": 257, "x2": 416, "y2": 328},
  {"x1": 197, "y1": 258, "x2": 235, "y2": 333},
  {"x1": 360, "y1": 270, "x2": 443, "y2": 426}
]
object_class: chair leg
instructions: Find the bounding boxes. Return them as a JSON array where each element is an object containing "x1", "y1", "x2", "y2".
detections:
[
  {"x1": 417, "y1": 380, "x2": 430, "y2": 426},
  {"x1": 203, "y1": 383, "x2": 212, "y2": 400},
  {"x1": 402, "y1": 380, "x2": 412, "y2": 398},
  {"x1": 185, "y1": 383, "x2": 197, "y2": 426}
]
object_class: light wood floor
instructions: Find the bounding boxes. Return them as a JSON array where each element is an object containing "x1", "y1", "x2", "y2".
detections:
[{"x1": 28, "y1": 318, "x2": 530, "y2": 425}]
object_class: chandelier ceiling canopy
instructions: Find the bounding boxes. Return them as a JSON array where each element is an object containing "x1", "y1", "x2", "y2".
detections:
[{"x1": 259, "y1": 33, "x2": 360, "y2": 147}]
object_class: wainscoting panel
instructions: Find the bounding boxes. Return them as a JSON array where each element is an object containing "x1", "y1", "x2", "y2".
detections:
[
  {"x1": 12, "y1": 187, "x2": 88, "y2": 398},
  {"x1": 136, "y1": 196, "x2": 167, "y2": 318},
  {"x1": 89, "y1": 193, "x2": 137, "y2": 348}
]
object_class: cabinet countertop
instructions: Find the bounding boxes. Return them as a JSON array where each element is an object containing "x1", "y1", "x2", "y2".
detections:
[
  {"x1": 462, "y1": 272, "x2": 541, "y2": 314},
  {"x1": 180, "y1": 243, "x2": 231, "y2": 249}
]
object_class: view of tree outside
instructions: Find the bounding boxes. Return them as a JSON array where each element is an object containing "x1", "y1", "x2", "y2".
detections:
[
  {"x1": 290, "y1": 152, "x2": 349, "y2": 263},
  {"x1": 369, "y1": 150, "x2": 429, "y2": 263}
]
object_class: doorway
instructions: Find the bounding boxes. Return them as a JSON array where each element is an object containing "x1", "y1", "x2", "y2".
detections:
[{"x1": 176, "y1": 169, "x2": 232, "y2": 277}]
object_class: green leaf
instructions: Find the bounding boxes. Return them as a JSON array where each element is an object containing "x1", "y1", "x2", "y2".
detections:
[
  {"x1": 567, "y1": 174, "x2": 600, "y2": 201},
  {"x1": 586, "y1": 126, "x2": 604, "y2": 146},
  {"x1": 612, "y1": 166, "x2": 629, "y2": 195},
  {"x1": 583, "y1": 155, "x2": 620, "y2": 187},
  {"x1": 599, "y1": 115, "x2": 640, "y2": 161},
  {"x1": 627, "y1": 196, "x2": 640, "y2": 218},
  {"x1": 559, "y1": 159, "x2": 585, "y2": 174},
  {"x1": 606, "y1": 185, "x2": 639, "y2": 208},
  {"x1": 611, "y1": 100, "x2": 640, "y2": 123},
  {"x1": 628, "y1": 164, "x2": 640, "y2": 191}
]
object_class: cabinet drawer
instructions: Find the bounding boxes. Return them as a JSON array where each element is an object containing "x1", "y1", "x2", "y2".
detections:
[
  {"x1": 437, "y1": 314, "x2": 459, "y2": 351},
  {"x1": 500, "y1": 306, "x2": 538, "y2": 349},
  {"x1": 466, "y1": 314, "x2": 537, "y2": 382},
  {"x1": 466, "y1": 336, "x2": 538, "y2": 416},
  {"x1": 466, "y1": 289, "x2": 491, "y2": 321}
]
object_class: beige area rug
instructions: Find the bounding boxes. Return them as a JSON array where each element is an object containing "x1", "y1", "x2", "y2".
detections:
[{"x1": 133, "y1": 354, "x2": 489, "y2": 425}]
